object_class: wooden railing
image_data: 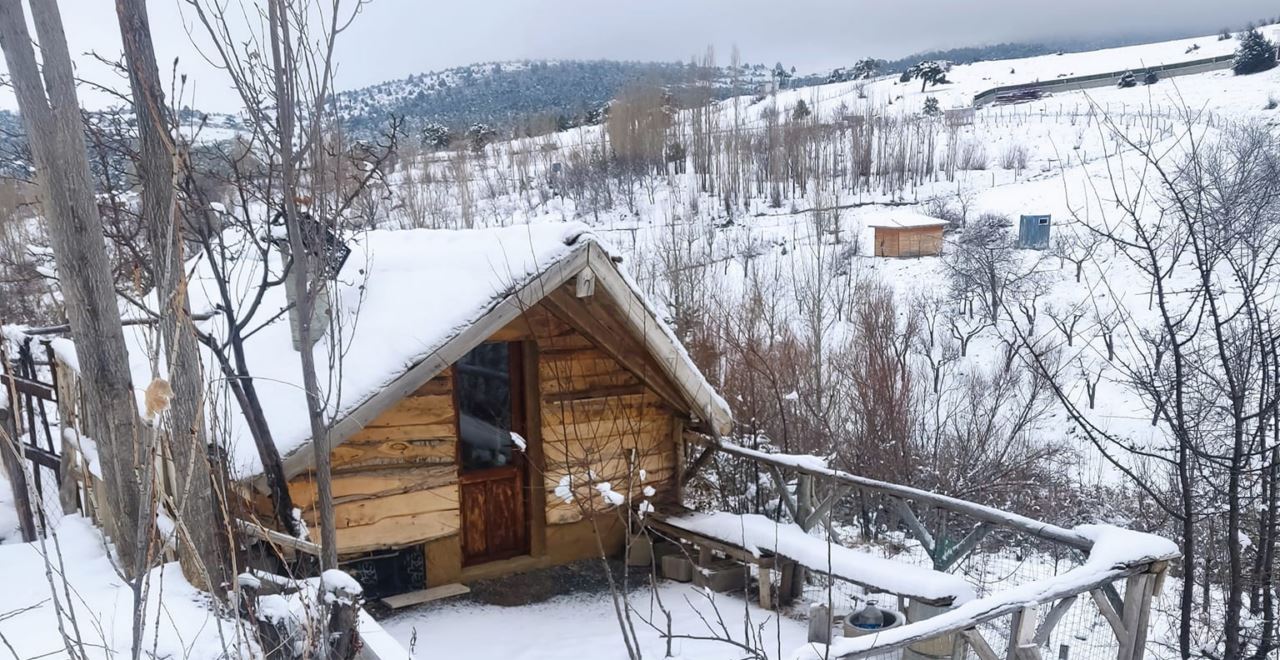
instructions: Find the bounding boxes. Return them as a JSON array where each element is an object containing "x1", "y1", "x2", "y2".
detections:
[{"x1": 682, "y1": 437, "x2": 1180, "y2": 660}]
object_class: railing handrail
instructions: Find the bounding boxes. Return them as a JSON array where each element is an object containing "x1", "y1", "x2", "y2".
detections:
[{"x1": 698, "y1": 437, "x2": 1094, "y2": 551}]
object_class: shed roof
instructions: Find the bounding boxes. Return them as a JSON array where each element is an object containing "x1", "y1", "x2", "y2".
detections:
[
  {"x1": 65, "y1": 223, "x2": 729, "y2": 480},
  {"x1": 861, "y1": 210, "x2": 949, "y2": 229}
]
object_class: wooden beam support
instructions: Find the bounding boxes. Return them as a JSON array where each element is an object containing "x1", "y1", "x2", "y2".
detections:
[
  {"x1": 679, "y1": 445, "x2": 716, "y2": 487},
  {"x1": 572, "y1": 269, "x2": 596, "y2": 298},
  {"x1": 964, "y1": 629, "x2": 1002, "y2": 660},
  {"x1": 237, "y1": 518, "x2": 322, "y2": 556},
  {"x1": 759, "y1": 564, "x2": 773, "y2": 610},
  {"x1": 1090, "y1": 588, "x2": 1127, "y2": 640},
  {"x1": 769, "y1": 464, "x2": 800, "y2": 521},
  {"x1": 1034, "y1": 595, "x2": 1078, "y2": 646},
  {"x1": 938, "y1": 522, "x2": 992, "y2": 572},
  {"x1": 804, "y1": 485, "x2": 853, "y2": 530},
  {"x1": 893, "y1": 497, "x2": 936, "y2": 556},
  {"x1": 1118, "y1": 572, "x2": 1155, "y2": 660}
]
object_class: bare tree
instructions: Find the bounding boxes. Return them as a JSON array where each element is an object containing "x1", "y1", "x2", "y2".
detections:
[
  {"x1": 0, "y1": 0, "x2": 145, "y2": 571},
  {"x1": 1020, "y1": 114, "x2": 1280, "y2": 660},
  {"x1": 115, "y1": 0, "x2": 229, "y2": 592}
]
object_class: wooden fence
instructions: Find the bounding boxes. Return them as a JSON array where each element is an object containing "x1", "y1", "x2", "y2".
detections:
[
  {"x1": 0, "y1": 333, "x2": 64, "y2": 541},
  {"x1": 683, "y1": 437, "x2": 1179, "y2": 660}
]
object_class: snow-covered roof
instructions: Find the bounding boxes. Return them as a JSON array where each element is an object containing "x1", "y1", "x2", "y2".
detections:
[
  {"x1": 860, "y1": 210, "x2": 949, "y2": 229},
  {"x1": 43, "y1": 223, "x2": 729, "y2": 480}
]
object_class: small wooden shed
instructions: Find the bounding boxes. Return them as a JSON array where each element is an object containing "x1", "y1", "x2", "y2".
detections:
[
  {"x1": 207, "y1": 224, "x2": 731, "y2": 599},
  {"x1": 864, "y1": 211, "x2": 948, "y2": 258}
]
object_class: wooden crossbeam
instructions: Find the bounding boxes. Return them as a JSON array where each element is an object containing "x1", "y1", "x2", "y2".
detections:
[
  {"x1": 964, "y1": 628, "x2": 1002, "y2": 660},
  {"x1": 893, "y1": 497, "x2": 936, "y2": 555},
  {"x1": 803, "y1": 485, "x2": 852, "y2": 530},
  {"x1": 237, "y1": 519, "x2": 322, "y2": 556},
  {"x1": 938, "y1": 522, "x2": 992, "y2": 571},
  {"x1": 1034, "y1": 595, "x2": 1078, "y2": 646},
  {"x1": 1090, "y1": 587, "x2": 1127, "y2": 639}
]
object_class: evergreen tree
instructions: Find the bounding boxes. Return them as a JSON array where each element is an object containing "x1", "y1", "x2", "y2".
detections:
[
  {"x1": 852, "y1": 57, "x2": 883, "y2": 80},
  {"x1": 923, "y1": 96, "x2": 941, "y2": 116},
  {"x1": 906, "y1": 60, "x2": 951, "y2": 92},
  {"x1": 792, "y1": 99, "x2": 811, "y2": 121},
  {"x1": 422, "y1": 121, "x2": 452, "y2": 149},
  {"x1": 467, "y1": 123, "x2": 498, "y2": 152},
  {"x1": 1233, "y1": 29, "x2": 1277, "y2": 75}
]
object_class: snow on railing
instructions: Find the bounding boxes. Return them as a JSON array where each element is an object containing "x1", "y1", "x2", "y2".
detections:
[
  {"x1": 790, "y1": 526, "x2": 1177, "y2": 660},
  {"x1": 690, "y1": 438, "x2": 1181, "y2": 660}
]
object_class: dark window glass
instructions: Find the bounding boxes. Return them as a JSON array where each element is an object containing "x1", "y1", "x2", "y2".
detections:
[{"x1": 456, "y1": 343, "x2": 516, "y2": 471}]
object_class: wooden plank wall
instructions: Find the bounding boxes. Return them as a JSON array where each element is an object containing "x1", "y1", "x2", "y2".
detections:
[
  {"x1": 533, "y1": 304, "x2": 677, "y2": 526},
  {"x1": 285, "y1": 294, "x2": 681, "y2": 576},
  {"x1": 288, "y1": 372, "x2": 460, "y2": 554},
  {"x1": 874, "y1": 227, "x2": 943, "y2": 257}
]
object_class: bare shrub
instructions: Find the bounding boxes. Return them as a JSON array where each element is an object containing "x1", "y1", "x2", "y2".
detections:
[
  {"x1": 957, "y1": 139, "x2": 988, "y2": 170},
  {"x1": 1000, "y1": 142, "x2": 1029, "y2": 171}
]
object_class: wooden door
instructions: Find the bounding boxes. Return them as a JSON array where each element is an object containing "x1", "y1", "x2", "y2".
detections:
[
  {"x1": 455, "y1": 342, "x2": 530, "y2": 566},
  {"x1": 460, "y1": 466, "x2": 526, "y2": 564}
]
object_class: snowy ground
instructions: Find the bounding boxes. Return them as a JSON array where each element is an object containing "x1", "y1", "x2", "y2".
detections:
[
  {"x1": 0, "y1": 516, "x2": 244, "y2": 660},
  {"x1": 381, "y1": 581, "x2": 808, "y2": 660}
]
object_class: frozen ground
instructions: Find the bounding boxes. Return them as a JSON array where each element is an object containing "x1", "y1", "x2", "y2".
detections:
[
  {"x1": 0, "y1": 516, "x2": 244, "y2": 660},
  {"x1": 381, "y1": 581, "x2": 808, "y2": 660}
]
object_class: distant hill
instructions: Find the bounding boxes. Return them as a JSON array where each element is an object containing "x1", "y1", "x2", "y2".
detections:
[{"x1": 335, "y1": 59, "x2": 778, "y2": 140}]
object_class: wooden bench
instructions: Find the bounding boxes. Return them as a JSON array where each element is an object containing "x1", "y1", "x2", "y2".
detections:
[{"x1": 647, "y1": 511, "x2": 975, "y2": 610}]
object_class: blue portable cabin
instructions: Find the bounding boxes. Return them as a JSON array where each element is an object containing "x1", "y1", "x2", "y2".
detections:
[{"x1": 1018, "y1": 214, "x2": 1051, "y2": 249}]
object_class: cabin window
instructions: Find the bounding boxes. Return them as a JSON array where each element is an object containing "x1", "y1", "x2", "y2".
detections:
[{"x1": 455, "y1": 342, "x2": 521, "y2": 471}]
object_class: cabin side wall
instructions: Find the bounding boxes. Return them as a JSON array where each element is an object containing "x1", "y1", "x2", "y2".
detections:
[
  {"x1": 874, "y1": 226, "x2": 943, "y2": 257},
  {"x1": 285, "y1": 298, "x2": 682, "y2": 589}
]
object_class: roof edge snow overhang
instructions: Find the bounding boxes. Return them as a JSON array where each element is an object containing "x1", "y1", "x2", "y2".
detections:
[{"x1": 253, "y1": 238, "x2": 732, "y2": 490}]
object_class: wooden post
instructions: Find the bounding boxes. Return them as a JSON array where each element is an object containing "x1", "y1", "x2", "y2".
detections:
[
  {"x1": 1007, "y1": 606, "x2": 1041, "y2": 660},
  {"x1": 807, "y1": 603, "x2": 831, "y2": 645},
  {"x1": 0, "y1": 344, "x2": 36, "y2": 543},
  {"x1": 1118, "y1": 571, "x2": 1157, "y2": 660},
  {"x1": 778, "y1": 560, "x2": 796, "y2": 606},
  {"x1": 792, "y1": 473, "x2": 813, "y2": 600},
  {"x1": 758, "y1": 564, "x2": 773, "y2": 610}
]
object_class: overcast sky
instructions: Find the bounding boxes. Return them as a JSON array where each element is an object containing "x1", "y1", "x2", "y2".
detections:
[{"x1": 0, "y1": 0, "x2": 1275, "y2": 112}]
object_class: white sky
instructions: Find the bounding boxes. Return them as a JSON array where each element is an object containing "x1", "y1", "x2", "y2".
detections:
[{"x1": 0, "y1": 0, "x2": 1275, "y2": 112}]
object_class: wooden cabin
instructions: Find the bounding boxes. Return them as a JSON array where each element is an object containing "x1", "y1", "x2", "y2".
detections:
[
  {"x1": 864, "y1": 211, "x2": 948, "y2": 258},
  {"x1": 225, "y1": 224, "x2": 732, "y2": 599}
]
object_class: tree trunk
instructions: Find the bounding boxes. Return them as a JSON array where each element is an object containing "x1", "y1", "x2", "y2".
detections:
[
  {"x1": 267, "y1": 0, "x2": 338, "y2": 570},
  {"x1": 0, "y1": 0, "x2": 144, "y2": 572},
  {"x1": 115, "y1": 0, "x2": 229, "y2": 593}
]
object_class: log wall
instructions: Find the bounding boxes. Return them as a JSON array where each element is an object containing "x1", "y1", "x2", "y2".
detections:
[{"x1": 285, "y1": 292, "x2": 683, "y2": 587}]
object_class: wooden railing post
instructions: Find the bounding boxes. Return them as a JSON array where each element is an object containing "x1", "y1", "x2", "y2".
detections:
[
  {"x1": 0, "y1": 351, "x2": 37, "y2": 542},
  {"x1": 792, "y1": 473, "x2": 813, "y2": 600},
  {"x1": 1007, "y1": 606, "x2": 1040, "y2": 660}
]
